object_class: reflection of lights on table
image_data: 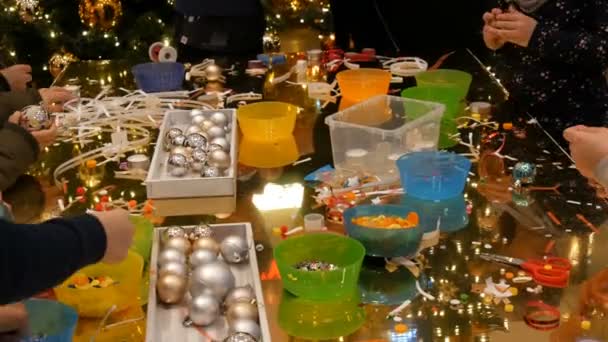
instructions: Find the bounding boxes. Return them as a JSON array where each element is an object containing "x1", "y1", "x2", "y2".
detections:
[{"x1": 252, "y1": 183, "x2": 304, "y2": 211}]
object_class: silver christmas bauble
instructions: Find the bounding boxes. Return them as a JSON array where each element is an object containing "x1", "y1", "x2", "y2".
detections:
[
  {"x1": 226, "y1": 302, "x2": 259, "y2": 324},
  {"x1": 167, "y1": 153, "x2": 189, "y2": 177},
  {"x1": 224, "y1": 286, "x2": 256, "y2": 308},
  {"x1": 190, "y1": 148, "x2": 208, "y2": 171},
  {"x1": 157, "y1": 273, "x2": 187, "y2": 304},
  {"x1": 171, "y1": 146, "x2": 190, "y2": 157},
  {"x1": 210, "y1": 137, "x2": 230, "y2": 152},
  {"x1": 209, "y1": 150, "x2": 231, "y2": 169},
  {"x1": 186, "y1": 133, "x2": 208, "y2": 149},
  {"x1": 200, "y1": 120, "x2": 215, "y2": 132},
  {"x1": 189, "y1": 249, "x2": 218, "y2": 268},
  {"x1": 190, "y1": 109, "x2": 205, "y2": 118},
  {"x1": 192, "y1": 237, "x2": 220, "y2": 254},
  {"x1": 20, "y1": 105, "x2": 51, "y2": 131},
  {"x1": 164, "y1": 236, "x2": 191, "y2": 254},
  {"x1": 158, "y1": 248, "x2": 186, "y2": 266},
  {"x1": 191, "y1": 115, "x2": 206, "y2": 126},
  {"x1": 162, "y1": 226, "x2": 186, "y2": 243},
  {"x1": 201, "y1": 166, "x2": 221, "y2": 178},
  {"x1": 166, "y1": 127, "x2": 184, "y2": 140},
  {"x1": 186, "y1": 125, "x2": 203, "y2": 135},
  {"x1": 190, "y1": 224, "x2": 213, "y2": 240},
  {"x1": 223, "y1": 332, "x2": 257, "y2": 342},
  {"x1": 210, "y1": 112, "x2": 228, "y2": 128},
  {"x1": 220, "y1": 235, "x2": 249, "y2": 264},
  {"x1": 170, "y1": 134, "x2": 187, "y2": 148},
  {"x1": 207, "y1": 125, "x2": 225, "y2": 139},
  {"x1": 207, "y1": 143, "x2": 224, "y2": 152},
  {"x1": 189, "y1": 294, "x2": 220, "y2": 326},
  {"x1": 229, "y1": 319, "x2": 261, "y2": 340},
  {"x1": 190, "y1": 261, "x2": 235, "y2": 299},
  {"x1": 159, "y1": 261, "x2": 188, "y2": 278}
]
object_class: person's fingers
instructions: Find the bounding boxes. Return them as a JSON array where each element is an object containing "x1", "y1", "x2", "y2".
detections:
[
  {"x1": 496, "y1": 12, "x2": 522, "y2": 21},
  {"x1": 482, "y1": 12, "x2": 494, "y2": 23},
  {"x1": 46, "y1": 89, "x2": 74, "y2": 103},
  {"x1": 576, "y1": 126, "x2": 608, "y2": 134},
  {"x1": 494, "y1": 20, "x2": 520, "y2": 30},
  {"x1": 563, "y1": 127, "x2": 582, "y2": 142},
  {"x1": 14, "y1": 64, "x2": 32, "y2": 73}
]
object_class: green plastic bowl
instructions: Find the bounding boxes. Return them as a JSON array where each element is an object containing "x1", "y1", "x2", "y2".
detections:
[
  {"x1": 415, "y1": 69, "x2": 472, "y2": 100},
  {"x1": 274, "y1": 233, "x2": 365, "y2": 300},
  {"x1": 129, "y1": 215, "x2": 153, "y2": 263},
  {"x1": 439, "y1": 118, "x2": 459, "y2": 148},
  {"x1": 401, "y1": 86, "x2": 462, "y2": 120}
]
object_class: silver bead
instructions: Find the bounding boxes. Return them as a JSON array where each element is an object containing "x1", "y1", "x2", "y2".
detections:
[
  {"x1": 186, "y1": 125, "x2": 203, "y2": 135},
  {"x1": 192, "y1": 237, "x2": 220, "y2": 254},
  {"x1": 209, "y1": 150, "x2": 231, "y2": 169},
  {"x1": 20, "y1": 105, "x2": 51, "y2": 131},
  {"x1": 164, "y1": 236, "x2": 191, "y2": 254},
  {"x1": 220, "y1": 235, "x2": 249, "y2": 264},
  {"x1": 158, "y1": 248, "x2": 186, "y2": 266},
  {"x1": 189, "y1": 249, "x2": 218, "y2": 268},
  {"x1": 157, "y1": 273, "x2": 187, "y2": 305},
  {"x1": 191, "y1": 115, "x2": 206, "y2": 126},
  {"x1": 210, "y1": 112, "x2": 228, "y2": 128},
  {"x1": 224, "y1": 286, "x2": 256, "y2": 308},
  {"x1": 186, "y1": 133, "x2": 208, "y2": 149},
  {"x1": 207, "y1": 125, "x2": 225, "y2": 139},
  {"x1": 210, "y1": 137, "x2": 230, "y2": 152},
  {"x1": 159, "y1": 261, "x2": 188, "y2": 278},
  {"x1": 201, "y1": 166, "x2": 221, "y2": 178},
  {"x1": 229, "y1": 319, "x2": 261, "y2": 340},
  {"x1": 200, "y1": 120, "x2": 215, "y2": 132},
  {"x1": 190, "y1": 109, "x2": 205, "y2": 118},
  {"x1": 190, "y1": 224, "x2": 213, "y2": 240},
  {"x1": 226, "y1": 302, "x2": 259, "y2": 324},
  {"x1": 162, "y1": 226, "x2": 186, "y2": 243},
  {"x1": 223, "y1": 332, "x2": 257, "y2": 342},
  {"x1": 190, "y1": 260, "x2": 235, "y2": 299},
  {"x1": 167, "y1": 153, "x2": 189, "y2": 177},
  {"x1": 189, "y1": 294, "x2": 220, "y2": 326}
]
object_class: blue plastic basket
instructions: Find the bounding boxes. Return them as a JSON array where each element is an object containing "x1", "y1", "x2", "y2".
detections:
[
  {"x1": 22, "y1": 299, "x2": 78, "y2": 342},
  {"x1": 132, "y1": 62, "x2": 185, "y2": 93}
]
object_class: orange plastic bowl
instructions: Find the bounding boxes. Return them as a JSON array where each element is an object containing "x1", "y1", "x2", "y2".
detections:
[
  {"x1": 237, "y1": 102, "x2": 299, "y2": 141},
  {"x1": 337, "y1": 68, "x2": 391, "y2": 107}
]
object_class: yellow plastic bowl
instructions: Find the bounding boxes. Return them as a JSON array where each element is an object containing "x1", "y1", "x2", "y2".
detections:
[
  {"x1": 337, "y1": 68, "x2": 391, "y2": 108},
  {"x1": 54, "y1": 251, "x2": 143, "y2": 318},
  {"x1": 237, "y1": 102, "x2": 298, "y2": 141}
]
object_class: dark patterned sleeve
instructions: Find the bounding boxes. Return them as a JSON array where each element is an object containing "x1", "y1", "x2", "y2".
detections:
[{"x1": 528, "y1": 0, "x2": 608, "y2": 70}]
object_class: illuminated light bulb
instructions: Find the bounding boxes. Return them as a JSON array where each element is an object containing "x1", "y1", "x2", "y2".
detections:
[
  {"x1": 275, "y1": 13, "x2": 281, "y2": 19},
  {"x1": 300, "y1": 19, "x2": 304, "y2": 23},
  {"x1": 82, "y1": 31, "x2": 88, "y2": 36},
  {"x1": 252, "y1": 183, "x2": 304, "y2": 211},
  {"x1": 50, "y1": 31, "x2": 56, "y2": 38}
]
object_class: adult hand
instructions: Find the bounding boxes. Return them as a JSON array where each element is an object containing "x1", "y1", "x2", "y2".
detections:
[
  {"x1": 580, "y1": 269, "x2": 608, "y2": 314},
  {"x1": 30, "y1": 123, "x2": 58, "y2": 150},
  {"x1": 0, "y1": 303, "x2": 27, "y2": 341},
  {"x1": 0, "y1": 65, "x2": 32, "y2": 92},
  {"x1": 482, "y1": 9, "x2": 505, "y2": 50},
  {"x1": 492, "y1": 6, "x2": 538, "y2": 48},
  {"x1": 90, "y1": 209, "x2": 135, "y2": 264},
  {"x1": 563, "y1": 125, "x2": 608, "y2": 179},
  {"x1": 38, "y1": 87, "x2": 74, "y2": 113},
  {"x1": 7, "y1": 112, "x2": 21, "y2": 125}
]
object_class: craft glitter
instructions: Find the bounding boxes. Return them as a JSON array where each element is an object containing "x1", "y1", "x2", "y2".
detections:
[{"x1": 294, "y1": 260, "x2": 339, "y2": 271}]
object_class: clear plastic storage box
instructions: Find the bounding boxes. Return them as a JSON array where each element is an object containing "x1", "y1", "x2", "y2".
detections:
[{"x1": 325, "y1": 95, "x2": 445, "y2": 179}]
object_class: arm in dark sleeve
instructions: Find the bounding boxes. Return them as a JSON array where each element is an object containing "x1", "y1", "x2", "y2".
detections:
[
  {"x1": 0, "y1": 214, "x2": 107, "y2": 304},
  {"x1": 528, "y1": 0, "x2": 608, "y2": 70},
  {"x1": 0, "y1": 123, "x2": 39, "y2": 191},
  {"x1": 0, "y1": 89, "x2": 41, "y2": 123}
]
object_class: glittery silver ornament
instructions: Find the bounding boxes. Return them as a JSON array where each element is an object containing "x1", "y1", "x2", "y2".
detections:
[
  {"x1": 189, "y1": 294, "x2": 220, "y2": 326},
  {"x1": 210, "y1": 137, "x2": 230, "y2": 152},
  {"x1": 159, "y1": 261, "x2": 188, "y2": 278},
  {"x1": 162, "y1": 226, "x2": 187, "y2": 243},
  {"x1": 227, "y1": 302, "x2": 259, "y2": 324},
  {"x1": 190, "y1": 109, "x2": 205, "y2": 118},
  {"x1": 164, "y1": 236, "x2": 191, "y2": 254},
  {"x1": 157, "y1": 273, "x2": 187, "y2": 304},
  {"x1": 224, "y1": 286, "x2": 256, "y2": 308},
  {"x1": 200, "y1": 120, "x2": 215, "y2": 132},
  {"x1": 186, "y1": 125, "x2": 203, "y2": 135},
  {"x1": 220, "y1": 235, "x2": 249, "y2": 264},
  {"x1": 210, "y1": 112, "x2": 228, "y2": 128},
  {"x1": 190, "y1": 225, "x2": 213, "y2": 240},
  {"x1": 20, "y1": 105, "x2": 51, "y2": 131},
  {"x1": 192, "y1": 237, "x2": 220, "y2": 254},
  {"x1": 229, "y1": 319, "x2": 261, "y2": 340},
  {"x1": 186, "y1": 133, "x2": 208, "y2": 149},
  {"x1": 223, "y1": 332, "x2": 257, "y2": 342},
  {"x1": 171, "y1": 146, "x2": 190, "y2": 157},
  {"x1": 207, "y1": 125, "x2": 225, "y2": 139},
  {"x1": 201, "y1": 165, "x2": 221, "y2": 178},
  {"x1": 190, "y1": 148, "x2": 208, "y2": 171},
  {"x1": 190, "y1": 261, "x2": 235, "y2": 299},
  {"x1": 191, "y1": 115, "x2": 206, "y2": 126},
  {"x1": 158, "y1": 248, "x2": 186, "y2": 266},
  {"x1": 164, "y1": 128, "x2": 184, "y2": 151},
  {"x1": 170, "y1": 134, "x2": 187, "y2": 148},
  {"x1": 512, "y1": 162, "x2": 537, "y2": 184},
  {"x1": 209, "y1": 150, "x2": 231, "y2": 169},
  {"x1": 189, "y1": 249, "x2": 218, "y2": 268},
  {"x1": 167, "y1": 153, "x2": 189, "y2": 177}
]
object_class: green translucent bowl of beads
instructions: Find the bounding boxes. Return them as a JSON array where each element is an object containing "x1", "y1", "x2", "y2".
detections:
[{"x1": 274, "y1": 233, "x2": 366, "y2": 300}]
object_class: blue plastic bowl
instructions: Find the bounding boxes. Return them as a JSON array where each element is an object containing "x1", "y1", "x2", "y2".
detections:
[
  {"x1": 132, "y1": 62, "x2": 185, "y2": 93},
  {"x1": 402, "y1": 194, "x2": 469, "y2": 233},
  {"x1": 397, "y1": 151, "x2": 471, "y2": 200},
  {"x1": 22, "y1": 299, "x2": 78, "y2": 342},
  {"x1": 343, "y1": 205, "x2": 423, "y2": 258}
]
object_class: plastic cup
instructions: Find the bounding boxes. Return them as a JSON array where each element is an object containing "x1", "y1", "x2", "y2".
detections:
[
  {"x1": 237, "y1": 101, "x2": 299, "y2": 141},
  {"x1": 397, "y1": 151, "x2": 472, "y2": 200},
  {"x1": 415, "y1": 69, "x2": 472, "y2": 100},
  {"x1": 303, "y1": 213, "x2": 325, "y2": 231},
  {"x1": 401, "y1": 194, "x2": 469, "y2": 233},
  {"x1": 337, "y1": 68, "x2": 391, "y2": 109},
  {"x1": 23, "y1": 299, "x2": 78, "y2": 342},
  {"x1": 401, "y1": 86, "x2": 463, "y2": 120},
  {"x1": 439, "y1": 118, "x2": 459, "y2": 148}
]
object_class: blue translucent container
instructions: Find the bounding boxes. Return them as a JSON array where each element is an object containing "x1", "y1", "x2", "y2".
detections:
[
  {"x1": 22, "y1": 299, "x2": 77, "y2": 342},
  {"x1": 343, "y1": 205, "x2": 423, "y2": 258},
  {"x1": 397, "y1": 151, "x2": 471, "y2": 200},
  {"x1": 359, "y1": 258, "x2": 422, "y2": 305},
  {"x1": 402, "y1": 194, "x2": 469, "y2": 233},
  {"x1": 132, "y1": 62, "x2": 185, "y2": 93}
]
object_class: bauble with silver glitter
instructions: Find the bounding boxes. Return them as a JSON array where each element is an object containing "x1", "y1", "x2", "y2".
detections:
[
  {"x1": 186, "y1": 133, "x2": 208, "y2": 150},
  {"x1": 167, "y1": 153, "x2": 189, "y2": 177},
  {"x1": 190, "y1": 225, "x2": 213, "y2": 240},
  {"x1": 220, "y1": 235, "x2": 249, "y2": 264},
  {"x1": 190, "y1": 148, "x2": 208, "y2": 171},
  {"x1": 189, "y1": 294, "x2": 220, "y2": 326},
  {"x1": 162, "y1": 226, "x2": 186, "y2": 243},
  {"x1": 20, "y1": 105, "x2": 51, "y2": 131},
  {"x1": 157, "y1": 248, "x2": 186, "y2": 266},
  {"x1": 157, "y1": 273, "x2": 187, "y2": 304},
  {"x1": 223, "y1": 332, "x2": 257, "y2": 342},
  {"x1": 201, "y1": 165, "x2": 221, "y2": 178},
  {"x1": 229, "y1": 319, "x2": 261, "y2": 340},
  {"x1": 190, "y1": 260, "x2": 235, "y2": 299},
  {"x1": 169, "y1": 134, "x2": 187, "y2": 149},
  {"x1": 224, "y1": 286, "x2": 256, "y2": 308}
]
